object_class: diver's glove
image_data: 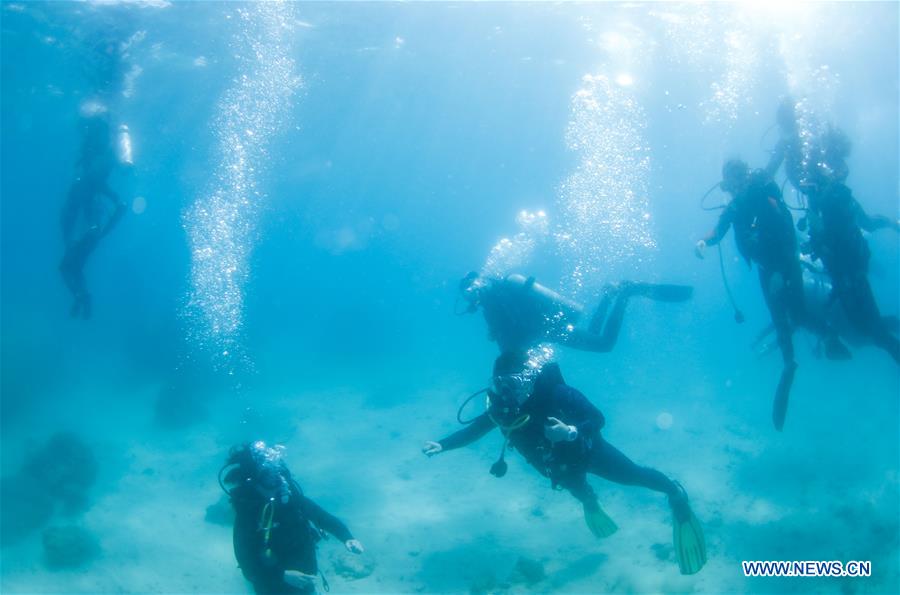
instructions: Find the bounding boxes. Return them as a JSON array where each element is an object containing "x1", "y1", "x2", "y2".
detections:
[
  {"x1": 422, "y1": 441, "x2": 443, "y2": 457},
  {"x1": 544, "y1": 417, "x2": 577, "y2": 443},
  {"x1": 345, "y1": 539, "x2": 365, "y2": 554},
  {"x1": 694, "y1": 240, "x2": 707, "y2": 259},
  {"x1": 284, "y1": 571, "x2": 317, "y2": 591}
]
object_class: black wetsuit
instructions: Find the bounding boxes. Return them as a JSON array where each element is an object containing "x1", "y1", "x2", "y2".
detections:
[
  {"x1": 479, "y1": 276, "x2": 627, "y2": 354},
  {"x1": 438, "y1": 364, "x2": 679, "y2": 510},
  {"x1": 59, "y1": 121, "x2": 125, "y2": 319},
  {"x1": 704, "y1": 170, "x2": 821, "y2": 366},
  {"x1": 806, "y1": 182, "x2": 900, "y2": 363},
  {"x1": 231, "y1": 483, "x2": 353, "y2": 594}
]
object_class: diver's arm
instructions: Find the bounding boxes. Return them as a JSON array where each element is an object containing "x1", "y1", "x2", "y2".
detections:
[
  {"x1": 762, "y1": 179, "x2": 784, "y2": 202},
  {"x1": 696, "y1": 206, "x2": 734, "y2": 258},
  {"x1": 764, "y1": 139, "x2": 786, "y2": 180},
  {"x1": 505, "y1": 273, "x2": 584, "y2": 318},
  {"x1": 300, "y1": 497, "x2": 354, "y2": 542},
  {"x1": 704, "y1": 206, "x2": 735, "y2": 246},
  {"x1": 435, "y1": 413, "x2": 496, "y2": 452},
  {"x1": 554, "y1": 385, "x2": 605, "y2": 438},
  {"x1": 851, "y1": 198, "x2": 900, "y2": 233}
]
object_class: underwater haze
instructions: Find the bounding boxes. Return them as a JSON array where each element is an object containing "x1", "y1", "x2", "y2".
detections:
[{"x1": 1, "y1": 1, "x2": 898, "y2": 593}]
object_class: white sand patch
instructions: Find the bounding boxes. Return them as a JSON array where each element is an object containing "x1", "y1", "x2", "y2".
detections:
[{"x1": 2, "y1": 344, "x2": 897, "y2": 593}]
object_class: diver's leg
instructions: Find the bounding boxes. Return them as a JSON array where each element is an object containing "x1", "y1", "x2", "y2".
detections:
[
  {"x1": 759, "y1": 268, "x2": 798, "y2": 430},
  {"x1": 59, "y1": 250, "x2": 79, "y2": 295},
  {"x1": 787, "y1": 262, "x2": 851, "y2": 360},
  {"x1": 586, "y1": 437, "x2": 679, "y2": 498},
  {"x1": 59, "y1": 232, "x2": 100, "y2": 318},
  {"x1": 564, "y1": 475, "x2": 599, "y2": 507},
  {"x1": 60, "y1": 182, "x2": 85, "y2": 246},
  {"x1": 587, "y1": 286, "x2": 616, "y2": 335},
  {"x1": 585, "y1": 291, "x2": 630, "y2": 352},
  {"x1": 561, "y1": 285, "x2": 626, "y2": 352},
  {"x1": 564, "y1": 298, "x2": 628, "y2": 353},
  {"x1": 99, "y1": 200, "x2": 126, "y2": 239},
  {"x1": 562, "y1": 284, "x2": 626, "y2": 352},
  {"x1": 872, "y1": 333, "x2": 900, "y2": 364},
  {"x1": 857, "y1": 283, "x2": 900, "y2": 363},
  {"x1": 842, "y1": 275, "x2": 899, "y2": 363},
  {"x1": 760, "y1": 269, "x2": 795, "y2": 367},
  {"x1": 558, "y1": 473, "x2": 618, "y2": 539}
]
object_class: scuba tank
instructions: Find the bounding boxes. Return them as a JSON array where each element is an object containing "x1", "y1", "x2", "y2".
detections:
[{"x1": 117, "y1": 123, "x2": 134, "y2": 166}]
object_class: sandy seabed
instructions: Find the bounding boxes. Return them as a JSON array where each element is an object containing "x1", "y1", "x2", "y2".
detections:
[{"x1": 1, "y1": 338, "x2": 898, "y2": 594}]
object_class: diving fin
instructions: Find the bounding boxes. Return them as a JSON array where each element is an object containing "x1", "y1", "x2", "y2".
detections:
[
  {"x1": 673, "y1": 508, "x2": 707, "y2": 575},
  {"x1": 629, "y1": 283, "x2": 694, "y2": 303},
  {"x1": 772, "y1": 361, "x2": 798, "y2": 432},
  {"x1": 583, "y1": 502, "x2": 618, "y2": 539},
  {"x1": 670, "y1": 485, "x2": 707, "y2": 575}
]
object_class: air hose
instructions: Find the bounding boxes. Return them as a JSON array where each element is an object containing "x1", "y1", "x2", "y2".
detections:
[{"x1": 718, "y1": 243, "x2": 745, "y2": 323}]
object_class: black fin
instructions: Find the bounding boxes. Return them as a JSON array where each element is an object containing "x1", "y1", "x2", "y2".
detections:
[{"x1": 772, "y1": 363, "x2": 797, "y2": 431}]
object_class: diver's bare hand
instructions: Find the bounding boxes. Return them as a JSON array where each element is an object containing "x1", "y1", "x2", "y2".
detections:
[
  {"x1": 694, "y1": 240, "x2": 707, "y2": 259},
  {"x1": 545, "y1": 417, "x2": 578, "y2": 443},
  {"x1": 345, "y1": 539, "x2": 365, "y2": 554},
  {"x1": 284, "y1": 571, "x2": 317, "y2": 590},
  {"x1": 422, "y1": 441, "x2": 443, "y2": 457}
]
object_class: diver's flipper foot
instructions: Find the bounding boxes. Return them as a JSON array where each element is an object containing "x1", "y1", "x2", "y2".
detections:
[
  {"x1": 772, "y1": 362, "x2": 797, "y2": 432},
  {"x1": 673, "y1": 509, "x2": 707, "y2": 575},
  {"x1": 583, "y1": 503, "x2": 618, "y2": 539},
  {"x1": 631, "y1": 283, "x2": 694, "y2": 303}
]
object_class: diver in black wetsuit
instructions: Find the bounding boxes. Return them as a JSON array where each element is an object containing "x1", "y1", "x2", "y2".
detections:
[
  {"x1": 753, "y1": 260, "x2": 900, "y2": 357},
  {"x1": 695, "y1": 159, "x2": 851, "y2": 431},
  {"x1": 804, "y1": 179, "x2": 900, "y2": 363},
  {"x1": 458, "y1": 272, "x2": 693, "y2": 354},
  {"x1": 422, "y1": 351, "x2": 707, "y2": 575},
  {"x1": 59, "y1": 114, "x2": 126, "y2": 319},
  {"x1": 221, "y1": 442, "x2": 364, "y2": 594},
  {"x1": 763, "y1": 98, "x2": 900, "y2": 363}
]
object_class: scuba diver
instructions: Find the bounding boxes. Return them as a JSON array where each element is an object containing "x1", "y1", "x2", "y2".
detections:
[
  {"x1": 763, "y1": 97, "x2": 899, "y2": 363},
  {"x1": 220, "y1": 441, "x2": 364, "y2": 594},
  {"x1": 59, "y1": 113, "x2": 126, "y2": 319},
  {"x1": 695, "y1": 159, "x2": 851, "y2": 431},
  {"x1": 422, "y1": 350, "x2": 707, "y2": 575},
  {"x1": 458, "y1": 272, "x2": 693, "y2": 354},
  {"x1": 803, "y1": 177, "x2": 900, "y2": 364},
  {"x1": 754, "y1": 259, "x2": 900, "y2": 358},
  {"x1": 60, "y1": 28, "x2": 138, "y2": 319},
  {"x1": 765, "y1": 97, "x2": 895, "y2": 232}
]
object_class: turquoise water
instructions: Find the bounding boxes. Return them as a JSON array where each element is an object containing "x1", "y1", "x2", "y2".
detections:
[{"x1": 1, "y1": 2, "x2": 898, "y2": 593}]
